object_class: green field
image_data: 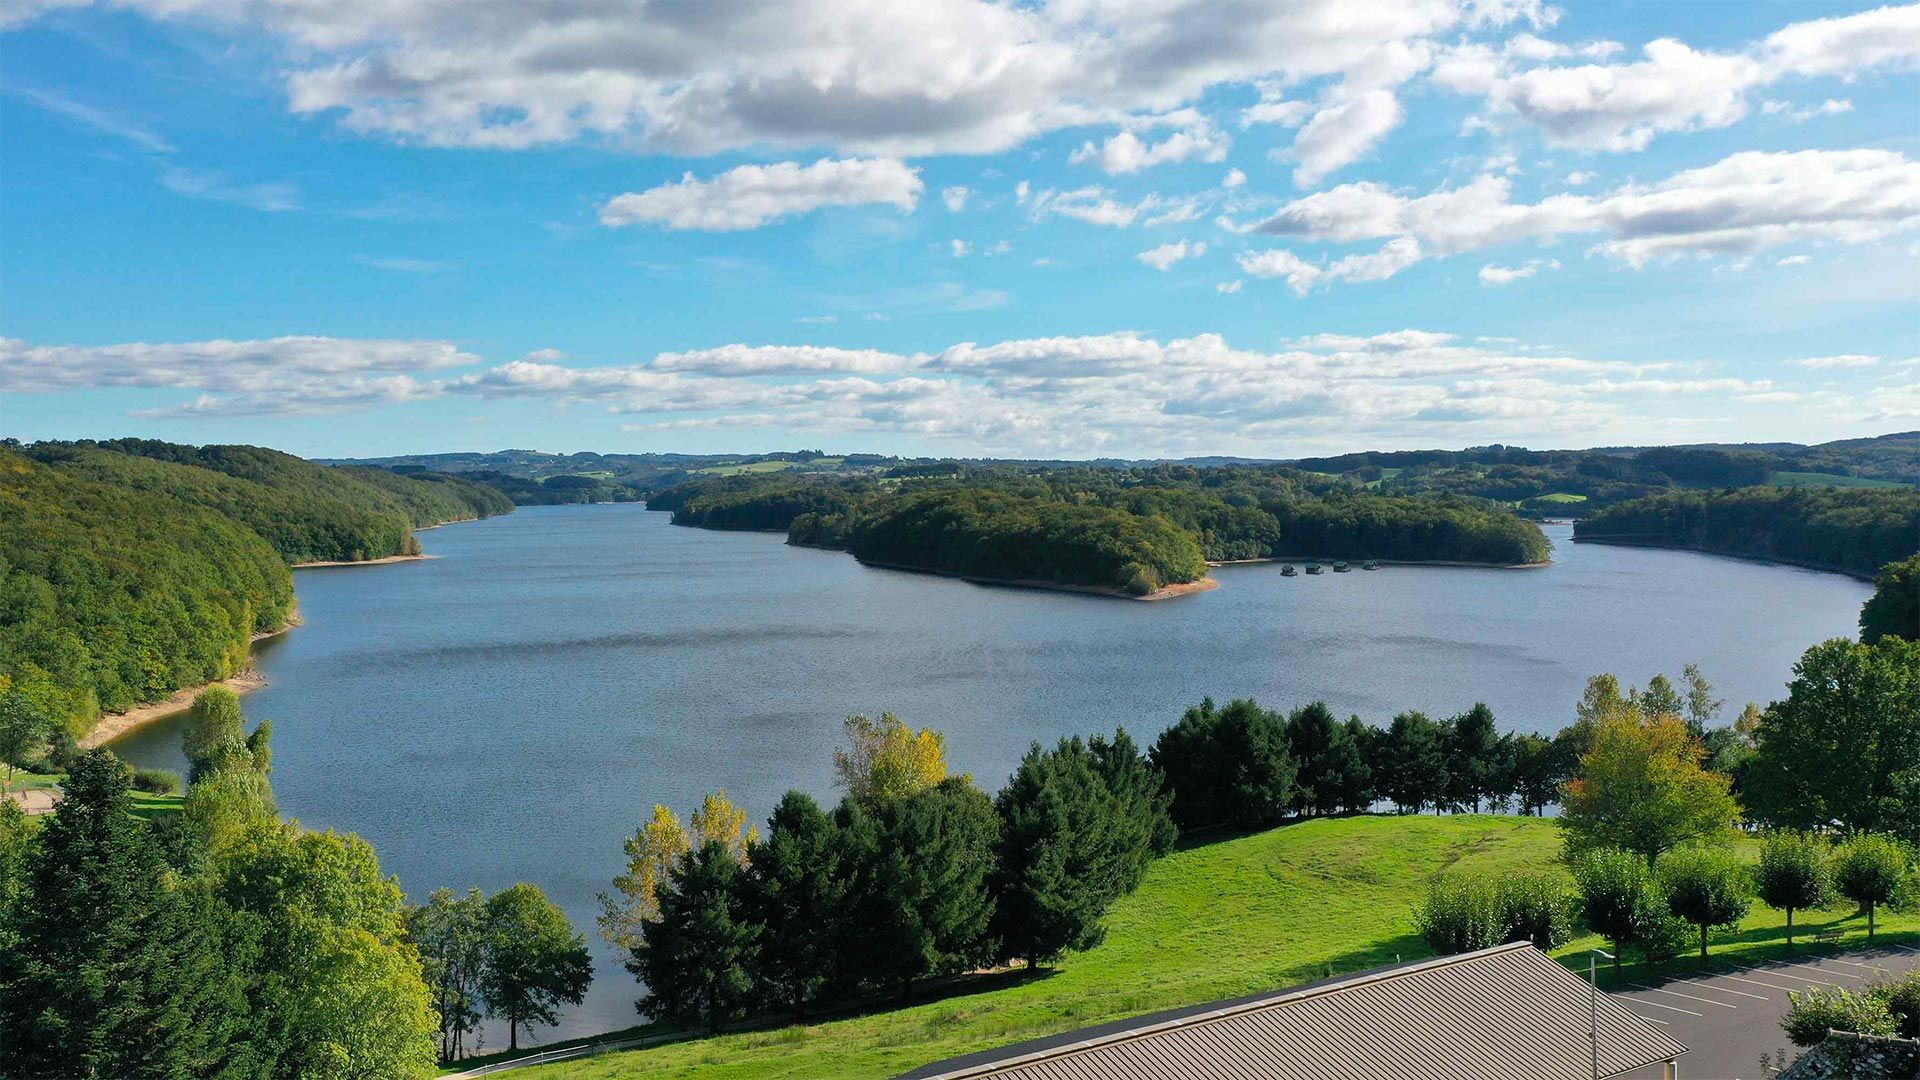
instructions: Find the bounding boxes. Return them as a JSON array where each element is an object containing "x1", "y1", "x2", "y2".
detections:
[
  {"x1": 1769, "y1": 470, "x2": 1911, "y2": 489},
  {"x1": 695, "y1": 458, "x2": 848, "y2": 477},
  {"x1": 1531, "y1": 492, "x2": 1589, "y2": 504},
  {"x1": 521, "y1": 814, "x2": 1920, "y2": 1079}
]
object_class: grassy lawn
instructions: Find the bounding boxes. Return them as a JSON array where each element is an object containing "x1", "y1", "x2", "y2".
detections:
[
  {"x1": 525, "y1": 814, "x2": 1920, "y2": 1079},
  {"x1": 1532, "y1": 492, "x2": 1589, "y2": 504},
  {"x1": 528, "y1": 815, "x2": 1563, "y2": 1079},
  {"x1": 1769, "y1": 470, "x2": 1910, "y2": 489},
  {"x1": 127, "y1": 790, "x2": 184, "y2": 821},
  {"x1": 3, "y1": 770, "x2": 61, "y2": 794}
]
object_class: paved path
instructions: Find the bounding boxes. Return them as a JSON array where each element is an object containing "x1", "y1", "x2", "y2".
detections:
[
  {"x1": 1608, "y1": 945, "x2": 1920, "y2": 1079},
  {"x1": 3, "y1": 788, "x2": 62, "y2": 815}
]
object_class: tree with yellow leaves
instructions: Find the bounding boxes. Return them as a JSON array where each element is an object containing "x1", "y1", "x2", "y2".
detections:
[
  {"x1": 1559, "y1": 712, "x2": 1740, "y2": 867},
  {"x1": 598, "y1": 791, "x2": 756, "y2": 952},
  {"x1": 833, "y1": 713, "x2": 948, "y2": 804}
]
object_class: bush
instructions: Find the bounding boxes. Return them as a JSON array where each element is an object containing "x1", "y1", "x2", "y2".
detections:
[
  {"x1": 1658, "y1": 845, "x2": 1752, "y2": 959},
  {"x1": 1782, "y1": 986, "x2": 1897, "y2": 1046},
  {"x1": 1882, "y1": 970, "x2": 1920, "y2": 1039},
  {"x1": 1498, "y1": 871, "x2": 1579, "y2": 949},
  {"x1": 1632, "y1": 892, "x2": 1692, "y2": 968},
  {"x1": 1572, "y1": 848, "x2": 1649, "y2": 969},
  {"x1": 1418, "y1": 870, "x2": 1578, "y2": 954},
  {"x1": 1417, "y1": 873, "x2": 1504, "y2": 955},
  {"x1": 1835, "y1": 834, "x2": 1912, "y2": 938},
  {"x1": 128, "y1": 768, "x2": 179, "y2": 795}
]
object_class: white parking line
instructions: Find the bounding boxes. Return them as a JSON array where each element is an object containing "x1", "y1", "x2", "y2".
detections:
[
  {"x1": 1679, "y1": 980, "x2": 1769, "y2": 1001},
  {"x1": 1780, "y1": 960, "x2": 1865, "y2": 980},
  {"x1": 1825, "y1": 957, "x2": 1899, "y2": 975},
  {"x1": 1721, "y1": 962, "x2": 1839, "y2": 987},
  {"x1": 1625, "y1": 984, "x2": 1739, "y2": 1009},
  {"x1": 1703, "y1": 972, "x2": 1796, "y2": 995},
  {"x1": 1624, "y1": 997, "x2": 1704, "y2": 1017}
]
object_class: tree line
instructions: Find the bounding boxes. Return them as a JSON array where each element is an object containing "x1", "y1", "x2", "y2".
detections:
[
  {"x1": 655, "y1": 464, "x2": 1552, "y2": 596},
  {"x1": 0, "y1": 687, "x2": 591, "y2": 1076},
  {"x1": 0, "y1": 439, "x2": 513, "y2": 740},
  {"x1": 1574, "y1": 485, "x2": 1920, "y2": 579},
  {"x1": 602, "y1": 714, "x2": 1175, "y2": 1032}
]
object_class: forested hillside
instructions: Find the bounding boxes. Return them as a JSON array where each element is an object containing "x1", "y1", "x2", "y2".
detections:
[
  {"x1": 657, "y1": 466, "x2": 1551, "y2": 595},
  {"x1": 0, "y1": 440, "x2": 514, "y2": 735},
  {"x1": 1573, "y1": 486, "x2": 1920, "y2": 578},
  {"x1": 0, "y1": 449, "x2": 294, "y2": 729}
]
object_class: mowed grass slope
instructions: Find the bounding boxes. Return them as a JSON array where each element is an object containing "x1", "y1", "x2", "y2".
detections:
[{"x1": 529, "y1": 815, "x2": 1561, "y2": 1080}]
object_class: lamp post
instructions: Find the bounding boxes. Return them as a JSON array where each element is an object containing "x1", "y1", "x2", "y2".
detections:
[{"x1": 1590, "y1": 948, "x2": 1615, "y2": 1080}]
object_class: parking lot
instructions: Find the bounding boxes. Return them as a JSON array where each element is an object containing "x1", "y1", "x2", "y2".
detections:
[{"x1": 1607, "y1": 944, "x2": 1920, "y2": 1079}]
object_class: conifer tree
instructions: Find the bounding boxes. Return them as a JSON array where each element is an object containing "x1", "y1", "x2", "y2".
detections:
[
  {"x1": 633, "y1": 841, "x2": 759, "y2": 1032},
  {"x1": 744, "y1": 791, "x2": 847, "y2": 1012}
]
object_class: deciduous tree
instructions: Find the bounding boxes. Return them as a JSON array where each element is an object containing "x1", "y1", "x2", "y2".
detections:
[
  {"x1": 1835, "y1": 834, "x2": 1911, "y2": 940},
  {"x1": 1559, "y1": 713, "x2": 1739, "y2": 866},
  {"x1": 481, "y1": 883, "x2": 593, "y2": 1052},
  {"x1": 1756, "y1": 831, "x2": 1832, "y2": 948},
  {"x1": 1658, "y1": 846, "x2": 1752, "y2": 959},
  {"x1": 834, "y1": 712, "x2": 948, "y2": 805}
]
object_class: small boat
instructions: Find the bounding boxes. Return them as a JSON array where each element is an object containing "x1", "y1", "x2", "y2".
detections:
[
  {"x1": 1280, "y1": 564, "x2": 1297, "y2": 577},
  {"x1": 1363, "y1": 560, "x2": 1380, "y2": 571},
  {"x1": 1305, "y1": 562, "x2": 1323, "y2": 575},
  {"x1": 1332, "y1": 561, "x2": 1351, "y2": 573}
]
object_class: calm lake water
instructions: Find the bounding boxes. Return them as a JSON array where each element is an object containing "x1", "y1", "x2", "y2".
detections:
[{"x1": 115, "y1": 504, "x2": 1871, "y2": 1041}]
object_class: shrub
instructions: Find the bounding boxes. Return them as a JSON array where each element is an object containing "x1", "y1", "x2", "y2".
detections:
[
  {"x1": 1417, "y1": 873, "x2": 1504, "y2": 955},
  {"x1": 128, "y1": 768, "x2": 179, "y2": 795},
  {"x1": 1498, "y1": 871, "x2": 1579, "y2": 949},
  {"x1": 1835, "y1": 834, "x2": 1912, "y2": 939},
  {"x1": 1632, "y1": 892, "x2": 1692, "y2": 968},
  {"x1": 1879, "y1": 970, "x2": 1920, "y2": 1039},
  {"x1": 1572, "y1": 848, "x2": 1649, "y2": 971},
  {"x1": 1782, "y1": 986, "x2": 1897, "y2": 1046},
  {"x1": 1755, "y1": 830, "x2": 1832, "y2": 946}
]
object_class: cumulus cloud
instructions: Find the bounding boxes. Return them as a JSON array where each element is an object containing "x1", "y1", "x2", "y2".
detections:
[
  {"x1": 1252, "y1": 149, "x2": 1920, "y2": 281},
  {"x1": 941, "y1": 186, "x2": 971, "y2": 212},
  {"x1": 1478, "y1": 258, "x2": 1558, "y2": 284},
  {"x1": 1222, "y1": 168, "x2": 1247, "y2": 189},
  {"x1": 11, "y1": 325, "x2": 1886, "y2": 454},
  {"x1": 600, "y1": 158, "x2": 921, "y2": 231},
  {"x1": 0, "y1": 0, "x2": 1551, "y2": 159},
  {"x1": 1239, "y1": 238, "x2": 1423, "y2": 294},
  {"x1": 1071, "y1": 125, "x2": 1228, "y2": 174},
  {"x1": 1137, "y1": 239, "x2": 1206, "y2": 270},
  {"x1": 0, "y1": 334, "x2": 481, "y2": 416},
  {"x1": 1437, "y1": 4, "x2": 1920, "y2": 151},
  {"x1": 1287, "y1": 89, "x2": 1405, "y2": 187}
]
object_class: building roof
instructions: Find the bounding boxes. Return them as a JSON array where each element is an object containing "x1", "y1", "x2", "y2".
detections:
[{"x1": 903, "y1": 943, "x2": 1688, "y2": 1080}]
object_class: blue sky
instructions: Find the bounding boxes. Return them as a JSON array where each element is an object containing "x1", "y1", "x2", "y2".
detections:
[{"x1": 2, "y1": 0, "x2": 1916, "y2": 459}]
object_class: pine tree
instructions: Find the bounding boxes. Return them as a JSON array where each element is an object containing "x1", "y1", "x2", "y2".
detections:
[
  {"x1": 0, "y1": 750, "x2": 248, "y2": 1077},
  {"x1": 1444, "y1": 704, "x2": 1504, "y2": 813},
  {"x1": 992, "y1": 737, "x2": 1144, "y2": 966},
  {"x1": 633, "y1": 841, "x2": 759, "y2": 1033},
  {"x1": 1377, "y1": 711, "x2": 1448, "y2": 813},
  {"x1": 744, "y1": 791, "x2": 847, "y2": 1012}
]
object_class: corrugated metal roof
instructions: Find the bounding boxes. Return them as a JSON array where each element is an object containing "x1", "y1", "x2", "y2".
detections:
[{"x1": 906, "y1": 943, "x2": 1687, "y2": 1080}]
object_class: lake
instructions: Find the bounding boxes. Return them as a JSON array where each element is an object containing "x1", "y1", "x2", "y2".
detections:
[{"x1": 113, "y1": 504, "x2": 1872, "y2": 1042}]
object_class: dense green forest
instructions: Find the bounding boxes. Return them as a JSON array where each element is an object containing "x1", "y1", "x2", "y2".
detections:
[
  {"x1": 1573, "y1": 487, "x2": 1920, "y2": 579},
  {"x1": 0, "y1": 440, "x2": 513, "y2": 734},
  {"x1": 0, "y1": 449, "x2": 294, "y2": 727},
  {"x1": 657, "y1": 466, "x2": 1551, "y2": 595}
]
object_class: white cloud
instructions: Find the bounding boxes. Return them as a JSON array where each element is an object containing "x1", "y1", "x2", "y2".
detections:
[
  {"x1": 1478, "y1": 257, "x2": 1558, "y2": 284},
  {"x1": 11, "y1": 0, "x2": 1542, "y2": 159},
  {"x1": 1241, "y1": 98, "x2": 1313, "y2": 128},
  {"x1": 796, "y1": 315, "x2": 839, "y2": 324},
  {"x1": 1440, "y1": 5, "x2": 1920, "y2": 152},
  {"x1": 1020, "y1": 184, "x2": 1202, "y2": 229},
  {"x1": 1761, "y1": 98, "x2": 1854, "y2": 123},
  {"x1": 0, "y1": 334, "x2": 480, "y2": 415},
  {"x1": 599, "y1": 158, "x2": 921, "y2": 231},
  {"x1": 13, "y1": 325, "x2": 1889, "y2": 454},
  {"x1": 1136, "y1": 239, "x2": 1206, "y2": 271},
  {"x1": 1564, "y1": 170, "x2": 1594, "y2": 187},
  {"x1": 1776, "y1": 254, "x2": 1811, "y2": 267},
  {"x1": 1071, "y1": 126, "x2": 1228, "y2": 175},
  {"x1": 942, "y1": 186, "x2": 971, "y2": 212},
  {"x1": 949, "y1": 238, "x2": 971, "y2": 257},
  {"x1": 1288, "y1": 89, "x2": 1404, "y2": 187},
  {"x1": 1238, "y1": 237, "x2": 1422, "y2": 294},
  {"x1": 1254, "y1": 149, "x2": 1920, "y2": 280},
  {"x1": 1793, "y1": 354, "x2": 1880, "y2": 369},
  {"x1": 1222, "y1": 168, "x2": 1247, "y2": 189},
  {"x1": 1216, "y1": 279, "x2": 1242, "y2": 294}
]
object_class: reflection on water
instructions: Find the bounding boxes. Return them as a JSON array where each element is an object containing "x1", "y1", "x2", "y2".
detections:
[{"x1": 112, "y1": 505, "x2": 1871, "y2": 1039}]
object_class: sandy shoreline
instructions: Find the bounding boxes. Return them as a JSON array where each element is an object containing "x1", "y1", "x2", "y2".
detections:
[
  {"x1": 1208, "y1": 556, "x2": 1551, "y2": 570},
  {"x1": 857, "y1": 559, "x2": 1219, "y2": 601},
  {"x1": 292, "y1": 553, "x2": 438, "y2": 569},
  {"x1": 81, "y1": 659, "x2": 278, "y2": 750}
]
